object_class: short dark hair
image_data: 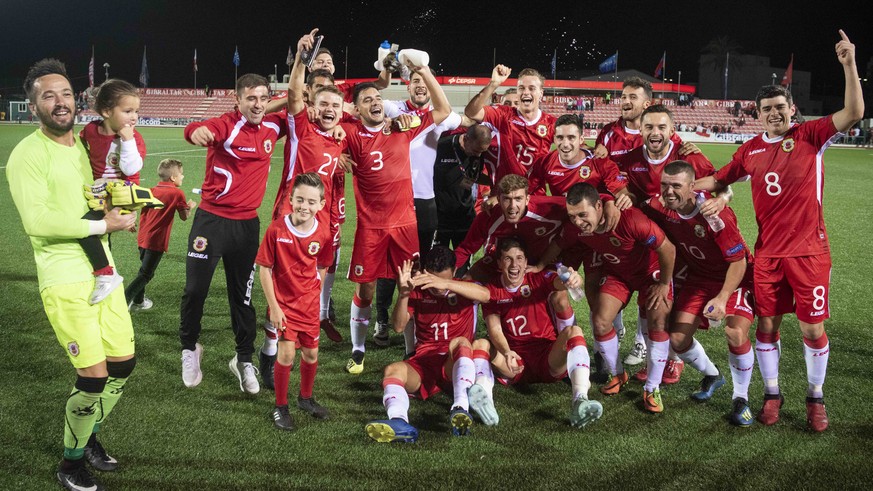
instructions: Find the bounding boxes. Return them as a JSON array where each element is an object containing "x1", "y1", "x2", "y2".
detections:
[
  {"x1": 663, "y1": 160, "x2": 696, "y2": 180},
  {"x1": 641, "y1": 104, "x2": 674, "y2": 124},
  {"x1": 423, "y1": 245, "x2": 456, "y2": 273},
  {"x1": 316, "y1": 47, "x2": 333, "y2": 60},
  {"x1": 157, "y1": 159, "x2": 183, "y2": 180},
  {"x1": 496, "y1": 174, "x2": 528, "y2": 196},
  {"x1": 496, "y1": 237, "x2": 527, "y2": 257},
  {"x1": 556, "y1": 114, "x2": 583, "y2": 133},
  {"x1": 517, "y1": 68, "x2": 545, "y2": 88},
  {"x1": 755, "y1": 85, "x2": 793, "y2": 109},
  {"x1": 93, "y1": 79, "x2": 139, "y2": 115},
  {"x1": 292, "y1": 172, "x2": 325, "y2": 199},
  {"x1": 466, "y1": 123, "x2": 492, "y2": 144},
  {"x1": 24, "y1": 58, "x2": 70, "y2": 101},
  {"x1": 307, "y1": 69, "x2": 335, "y2": 87},
  {"x1": 565, "y1": 183, "x2": 600, "y2": 207},
  {"x1": 623, "y1": 76, "x2": 653, "y2": 100},
  {"x1": 235, "y1": 73, "x2": 269, "y2": 95},
  {"x1": 352, "y1": 82, "x2": 379, "y2": 104}
]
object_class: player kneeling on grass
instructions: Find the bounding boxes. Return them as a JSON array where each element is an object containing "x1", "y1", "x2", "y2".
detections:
[
  {"x1": 366, "y1": 247, "x2": 496, "y2": 443},
  {"x1": 257, "y1": 173, "x2": 332, "y2": 430},
  {"x1": 484, "y1": 237, "x2": 602, "y2": 428}
]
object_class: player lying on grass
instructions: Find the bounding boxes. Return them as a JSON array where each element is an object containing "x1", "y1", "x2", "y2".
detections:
[
  {"x1": 366, "y1": 247, "x2": 496, "y2": 443},
  {"x1": 257, "y1": 173, "x2": 333, "y2": 431},
  {"x1": 484, "y1": 237, "x2": 603, "y2": 428}
]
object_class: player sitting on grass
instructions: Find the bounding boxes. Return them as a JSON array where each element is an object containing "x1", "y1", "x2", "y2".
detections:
[
  {"x1": 78, "y1": 79, "x2": 162, "y2": 304},
  {"x1": 257, "y1": 173, "x2": 333, "y2": 430},
  {"x1": 483, "y1": 237, "x2": 602, "y2": 428},
  {"x1": 366, "y1": 246, "x2": 495, "y2": 443}
]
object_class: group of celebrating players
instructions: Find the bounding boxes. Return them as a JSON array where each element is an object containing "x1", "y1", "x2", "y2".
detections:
[{"x1": 7, "y1": 25, "x2": 863, "y2": 491}]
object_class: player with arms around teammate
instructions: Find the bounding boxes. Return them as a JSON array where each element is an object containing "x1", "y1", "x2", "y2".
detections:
[
  {"x1": 180, "y1": 73, "x2": 287, "y2": 394},
  {"x1": 483, "y1": 238, "x2": 602, "y2": 427},
  {"x1": 696, "y1": 30, "x2": 864, "y2": 432},
  {"x1": 644, "y1": 161, "x2": 757, "y2": 425},
  {"x1": 340, "y1": 60, "x2": 453, "y2": 374},
  {"x1": 366, "y1": 247, "x2": 496, "y2": 442},
  {"x1": 7, "y1": 58, "x2": 138, "y2": 491},
  {"x1": 258, "y1": 173, "x2": 333, "y2": 430},
  {"x1": 536, "y1": 183, "x2": 675, "y2": 412}
]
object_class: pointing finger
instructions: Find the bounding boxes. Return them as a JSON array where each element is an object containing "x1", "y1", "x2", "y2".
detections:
[{"x1": 838, "y1": 29, "x2": 849, "y2": 42}]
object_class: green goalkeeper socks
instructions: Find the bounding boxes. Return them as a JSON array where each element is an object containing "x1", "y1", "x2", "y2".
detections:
[{"x1": 63, "y1": 388, "x2": 101, "y2": 460}]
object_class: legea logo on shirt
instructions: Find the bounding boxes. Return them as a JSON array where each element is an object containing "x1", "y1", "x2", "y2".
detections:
[
  {"x1": 237, "y1": 146, "x2": 256, "y2": 152},
  {"x1": 278, "y1": 238, "x2": 293, "y2": 244}
]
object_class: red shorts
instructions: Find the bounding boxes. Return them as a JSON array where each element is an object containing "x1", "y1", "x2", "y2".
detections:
[
  {"x1": 405, "y1": 349, "x2": 450, "y2": 400},
  {"x1": 754, "y1": 254, "x2": 831, "y2": 324},
  {"x1": 277, "y1": 323, "x2": 320, "y2": 349},
  {"x1": 348, "y1": 224, "x2": 419, "y2": 283},
  {"x1": 673, "y1": 276, "x2": 755, "y2": 323},
  {"x1": 508, "y1": 338, "x2": 565, "y2": 384},
  {"x1": 599, "y1": 269, "x2": 673, "y2": 308}
]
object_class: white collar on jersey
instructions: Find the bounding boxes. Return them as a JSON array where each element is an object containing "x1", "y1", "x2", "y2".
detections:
[
  {"x1": 560, "y1": 149, "x2": 594, "y2": 169},
  {"x1": 284, "y1": 216, "x2": 319, "y2": 237},
  {"x1": 676, "y1": 192, "x2": 705, "y2": 220},
  {"x1": 515, "y1": 108, "x2": 543, "y2": 126},
  {"x1": 643, "y1": 139, "x2": 675, "y2": 165},
  {"x1": 762, "y1": 122, "x2": 799, "y2": 143}
]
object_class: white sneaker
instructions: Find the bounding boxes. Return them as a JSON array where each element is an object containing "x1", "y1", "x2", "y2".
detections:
[
  {"x1": 468, "y1": 384, "x2": 499, "y2": 426},
  {"x1": 128, "y1": 297, "x2": 154, "y2": 312},
  {"x1": 624, "y1": 341, "x2": 647, "y2": 365},
  {"x1": 373, "y1": 322, "x2": 390, "y2": 347},
  {"x1": 229, "y1": 354, "x2": 260, "y2": 394},
  {"x1": 181, "y1": 343, "x2": 203, "y2": 388},
  {"x1": 89, "y1": 271, "x2": 124, "y2": 305}
]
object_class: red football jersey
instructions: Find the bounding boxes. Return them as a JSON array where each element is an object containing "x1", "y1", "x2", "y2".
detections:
[
  {"x1": 79, "y1": 121, "x2": 146, "y2": 184},
  {"x1": 184, "y1": 110, "x2": 286, "y2": 220},
  {"x1": 595, "y1": 117, "x2": 683, "y2": 161},
  {"x1": 714, "y1": 116, "x2": 840, "y2": 258},
  {"x1": 529, "y1": 148, "x2": 627, "y2": 197},
  {"x1": 453, "y1": 195, "x2": 566, "y2": 270},
  {"x1": 642, "y1": 196, "x2": 752, "y2": 280},
  {"x1": 256, "y1": 216, "x2": 331, "y2": 327},
  {"x1": 481, "y1": 105, "x2": 556, "y2": 183},
  {"x1": 483, "y1": 270, "x2": 559, "y2": 348},
  {"x1": 137, "y1": 183, "x2": 190, "y2": 252},
  {"x1": 341, "y1": 112, "x2": 437, "y2": 229},
  {"x1": 331, "y1": 170, "x2": 346, "y2": 226},
  {"x1": 408, "y1": 287, "x2": 478, "y2": 355},
  {"x1": 618, "y1": 140, "x2": 715, "y2": 201},
  {"x1": 336, "y1": 81, "x2": 356, "y2": 103},
  {"x1": 556, "y1": 207, "x2": 665, "y2": 283},
  {"x1": 271, "y1": 108, "x2": 343, "y2": 221}
]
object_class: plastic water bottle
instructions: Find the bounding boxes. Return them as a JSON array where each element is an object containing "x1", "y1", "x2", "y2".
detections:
[
  {"x1": 399, "y1": 49, "x2": 430, "y2": 68},
  {"x1": 556, "y1": 262, "x2": 584, "y2": 301},
  {"x1": 374, "y1": 40, "x2": 391, "y2": 71},
  {"x1": 192, "y1": 188, "x2": 202, "y2": 195},
  {"x1": 696, "y1": 193, "x2": 724, "y2": 232}
]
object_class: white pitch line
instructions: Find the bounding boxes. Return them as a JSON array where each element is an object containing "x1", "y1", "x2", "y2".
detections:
[{"x1": 148, "y1": 148, "x2": 208, "y2": 157}]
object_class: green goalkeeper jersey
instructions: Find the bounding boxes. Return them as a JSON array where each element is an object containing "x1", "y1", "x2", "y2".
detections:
[{"x1": 7, "y1": 129, "x2": 112, "y2": 290}]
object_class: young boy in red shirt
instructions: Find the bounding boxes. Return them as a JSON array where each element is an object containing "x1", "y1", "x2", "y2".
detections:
[
  {"x1": 257, "y1": 172, "x2": 332, "y2": 430},
  {"x1": 125, "y1": 159, "x2": 196, "y2": 310}
]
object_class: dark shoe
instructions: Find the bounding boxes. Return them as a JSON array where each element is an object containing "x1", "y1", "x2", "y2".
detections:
[
  {"x1": 84, "y1": 439, "x2": 117, "y2": 472},
  {"x1": 259, "y1": 351, "x2": 276, "y2": 391},
  {"x1": 272, "y1": 405, "x2": 294, "y2": 431},
  {"x1": 321, "y1": 318, "x2": 343, "y2": 343},
  {"x1": 298, "y1": 396, "x2": 331, "y2": 420},
  {"x1": 57, "y1": 460, "x2": 103, "y2": 491}
]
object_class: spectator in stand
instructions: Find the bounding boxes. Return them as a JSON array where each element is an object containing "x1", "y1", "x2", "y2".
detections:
[{"x1": 576, "y1": 97, "x2": 584, "y2": 113}]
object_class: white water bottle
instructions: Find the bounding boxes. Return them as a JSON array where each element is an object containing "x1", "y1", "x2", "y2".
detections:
[
  {"x1": 398, "y1": 49, "x2": 430, "y2": 68},
  {"x1": 556, "y1": 263, "x2": 584, "y2": 301},
  {"x1": 374, "y1": 40, "x2": 391, "y2": 71},
  {"x1": 696, "y1": 193, "x2": 724, "y2": 232}
]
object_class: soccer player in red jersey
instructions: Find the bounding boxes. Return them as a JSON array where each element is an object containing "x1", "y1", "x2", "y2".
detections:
[
  {"x1": 696, "y1": 30, "x2": 864, "y2": 432},
  {"x1": 464, "y1": 65, "x2": 556, "y2": 187},
  {"x1": 260, "y1": 31, "x2": 346, "y2": 389},
  {"x1": 180, "y1": 73, "x2": 286, "y2": 394},
  {"x1": 644, "y1": 161, "x2": 757, "y2": 425},
  {"x1": 365, "y1": 247, "x2": 495, "y2": 442},
  {"x1": 483, "y1": 238, "x2": 602, "y2": 427},
  {"x1": 257, "y1": 173, "x2": 333, "y2": 430},
  {"x1": 536, "y1": 183, "x2": 675, "y2": 412},
  {"x1": 125, "y1": 159, "x2": 195, "y2": 311},
  {"x1": 453, "y1": 175, "x2": 584, "y2": 333},
  {"x1": 528, "y1": 114, "x2": 629, "y2": 198},
  {"x1": 341, "y1": 62, "x2": 453, "y2": 374}
]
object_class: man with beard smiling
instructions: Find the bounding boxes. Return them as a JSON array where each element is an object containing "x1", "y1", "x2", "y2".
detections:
[
  {"x1": 179, "y1": 73, "x2": 286, "y2": 394},
  {"x1": 696, "y1": 30, "x2": 864, "y2": 432},
  {"x1": 8, "y1": 58, "x2": 138, "y2": 491},
  {"x1": 341, "y1": 63, "x2": 453, "y2": 374},
  {"x1": 372, "y1": 67, "x2": 463, "y2": 353}
]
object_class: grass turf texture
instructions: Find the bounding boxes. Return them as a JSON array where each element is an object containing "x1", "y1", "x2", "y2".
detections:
[{"x1": 1, "y1": 124, "x2": 872, "y2": 489}]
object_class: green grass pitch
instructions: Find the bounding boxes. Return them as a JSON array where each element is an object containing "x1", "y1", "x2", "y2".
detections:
[{"x1": 1, "y1": 124, "x2": 872, "y2": 489}]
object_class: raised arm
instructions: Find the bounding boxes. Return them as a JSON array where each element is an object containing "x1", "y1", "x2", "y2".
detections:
[
  {"x1": 288, "y1": 29, "x2": 318, "y2": 116},
  {"x1": 412, "y1": 274, "x2": 490, "y2": 303},
  {"x1": 465, "y1": 64, "x2": 511, "y2": 122},
  {"x1": 831, "y1": 29, "x2": 864, "y2": 132},
  {"x1": 412, "y1": 65, "x2": 450, "y2": 125},
  {"x1": 391, "y1": 260, "x2": 415, "y2": 333}
]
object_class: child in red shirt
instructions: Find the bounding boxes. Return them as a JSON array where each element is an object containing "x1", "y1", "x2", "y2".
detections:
[
  {"x1": 125, "y1": 159, "x2": 195, "y2": 310},
  {"x1": 257, "y1": 173, "x2": 332, "y2": 430}
]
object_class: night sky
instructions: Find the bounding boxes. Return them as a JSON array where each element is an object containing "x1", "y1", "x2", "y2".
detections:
[{"x1": 2, "y1": 0, "x2": 870, "y2": 100}]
